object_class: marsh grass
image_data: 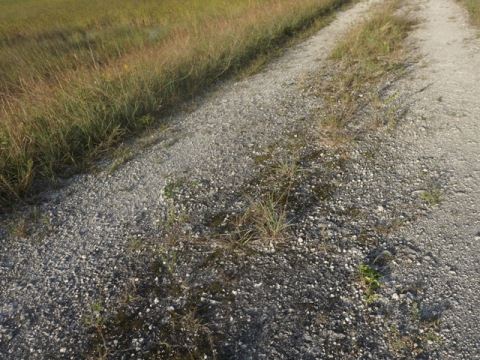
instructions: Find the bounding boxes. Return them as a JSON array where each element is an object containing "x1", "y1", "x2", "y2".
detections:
[{"x1": 0, "y1": 0, "x2": 352, "y2": 203}]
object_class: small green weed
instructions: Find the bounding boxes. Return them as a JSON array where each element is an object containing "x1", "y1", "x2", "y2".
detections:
[
  {"x1": 127, "y1": 235, "x2": 144, "y2": 253},
  {"x1": 388, "y1": 324, "x2": 417, "y2": 354},
  {"x1": 420, "y1": 187, "x2": 443, "y2": 205},
  {"x1": 163, "y1": 180, "x2": 185, "y2": 200},
  {"x1": 155, "y1": 243, "x2": 178, "y2": 274},
  {"x1": 409, "y1": 301, "x2": 420, "y2": 322},
  {"x1": 107, "y1": 143, "x2": 132, "y2": 174},
  {"x1": 387, "y1": 303, "x2": 441, "y2": 356},
  {"x1": 271, "y1": 159, "x2": 302, "y2": 181},
  {"x1": 157, "y1": 310, "x2": 217, "y2": 359},
  {"x1": 154, "y1": 204, "x2": 188, "y2": 273},
  {"x1": 163, "y1": 179, "x2": 200, "y2": 200},
  {"x1": 9, "y1": 217, "x2": 28, "y2": 238},
  {"x1": 358, "y1": 263, "x2": 381, "y2": 300},
  {"x1": 134, "y1": 114, "x2": 156, "y2": 129},
  {"x1": 229, "y1": 190, "x2": 291, "y2": 247},
  {"x1": 245, "y1": 194, "x2": 291, "y2": 243}
]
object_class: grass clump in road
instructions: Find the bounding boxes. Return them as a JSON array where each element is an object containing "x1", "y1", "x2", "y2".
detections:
[
  {"x1": 316, "y1": 0, "x2": 416, "y2": 145},
  {"x1": 420, "y1": 186, "x2": 443, "y2": 205},
  {"x1": 243, "y1": 194, "x2": 292, "y2": 244},
  {"x1": 0, "y1": 0, "x2": 353, "y2": 204},
  {"x1": 358, "y1": 263, "x2": 381, "y2": 301},
  {"x1": 460, "y1": 0, "x2": 480, "y2": 24}
]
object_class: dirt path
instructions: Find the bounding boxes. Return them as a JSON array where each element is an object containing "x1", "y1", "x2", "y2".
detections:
[{"x1": 391, "y1": 0, "x2": 480, "y2": 357}]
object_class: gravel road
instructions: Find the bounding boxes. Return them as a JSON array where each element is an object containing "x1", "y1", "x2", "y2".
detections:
[
  {"x1": 0, "y1": 1, "x2": 380, "y2": 357},
  {"x1": 387, "y1": 0, "x2": 480, "y2": 358},
  {"x1": 1, "y1": 0, "x2": 479, "y2": 358}
]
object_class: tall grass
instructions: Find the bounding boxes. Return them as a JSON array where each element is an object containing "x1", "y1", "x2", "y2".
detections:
[
  {"x1": 0, "y1": 0, "x2": 351, "y2": 202},
  {"x1": 459, "y1": 0, "x2": 480, "y2": 24}
]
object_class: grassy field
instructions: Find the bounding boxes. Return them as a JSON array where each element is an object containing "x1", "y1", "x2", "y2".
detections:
[
  {"x1": 460, "y1": 0, "x2": 480, "y2": 23},
  {"x1": 0, "y1": 0, "x2": 351, "y2": 202}
]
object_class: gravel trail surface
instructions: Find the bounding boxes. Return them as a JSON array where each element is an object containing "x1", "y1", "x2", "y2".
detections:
[
  {"x1": 1, "y1": 0, "x2": 479, "y2": 358},
  {"x1": 0, "y1": 1, "x2": 380, "y2": 358},
  {"x1": 388, "y1": 0, "x2": 480, "y2": 357}
]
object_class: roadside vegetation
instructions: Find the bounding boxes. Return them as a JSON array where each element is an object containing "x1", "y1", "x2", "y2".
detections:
[
  {"x1": 0, "y1": 0, "x2": 352, "y2": 203},
  {"x1": 460, "y1": 0, "x2": 480, "y2": 24},
  {"x1": 316, "y1": 0, "x2": 416, "y2": 144}
]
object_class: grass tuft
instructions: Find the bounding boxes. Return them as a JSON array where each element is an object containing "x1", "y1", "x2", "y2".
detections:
[
  {"x1": 459, "y1": 0, "x2": 480, "y2": 24},
  {"x1": 358, "y1": 263, "x2": 381, "y2": 301},
  {"x1": 247, "y1": 194, "x2": 291, "y2": 243},
  {"x1": 420, "y1": 187, "x2": 443, "y2": 205},
  {"x1": 316, "y1": 0, "x2": 416, "y2": 145}
]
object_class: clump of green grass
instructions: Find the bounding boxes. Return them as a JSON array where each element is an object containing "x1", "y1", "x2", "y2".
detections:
[
  {"x1": 420, "y1": 186, "x2": 443, "y2": 205},
  {"x1": 228, "y1": 158, "x2": 303, "y2": 245},
  {"x1": 460, "y1": 0, "x2": 480, "y2": 24},
  {"x1": 358, "y1": 263, "x2": 381, "y2": 301},
  {"x1": 316, "y1": 0, "x2": 416, "y2": 145},
  {"x1": 0, "y1": 0, "x2": 352, "y2": 203},
  {"x1": 246, "y1": 194, "x2": 291, "y2": 243}
]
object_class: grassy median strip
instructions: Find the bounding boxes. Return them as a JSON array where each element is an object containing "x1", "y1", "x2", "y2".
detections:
[
  {"x1": 0, "y1": 0, "x2": 352, "y2": 203},
  {"x1": 312, "y1": 2, "x2": 442, "y2": 357},
  {"x1": 315, "y1": 0, "x2": 415, "y2": 145}
]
